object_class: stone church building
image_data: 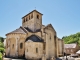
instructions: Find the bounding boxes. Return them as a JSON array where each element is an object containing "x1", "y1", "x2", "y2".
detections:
[{"x1": 5, "y1": 10, "x2": 64, "y2": 60}]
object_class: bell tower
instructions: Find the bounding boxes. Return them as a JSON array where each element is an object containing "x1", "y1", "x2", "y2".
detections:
[{"x1": 22, "y1": 10, "x2": 43, "y2": 32}]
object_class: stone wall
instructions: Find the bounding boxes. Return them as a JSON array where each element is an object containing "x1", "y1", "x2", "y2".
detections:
[
  {"x1": 6, "y1": 33, "x2": 26, "y2": 58},
  {"x1": 25, "y1": 42, "x2": 43, "y2": 59}
]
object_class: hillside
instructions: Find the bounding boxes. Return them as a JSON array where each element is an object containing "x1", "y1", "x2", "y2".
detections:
[{"x1": 62, "y1": 32, "x2": 80, "y2": 46}]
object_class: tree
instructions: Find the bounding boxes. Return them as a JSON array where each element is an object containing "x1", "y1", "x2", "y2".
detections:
[
  {"x1": 62, "y1": 32, "x2": 80, "y2": 46},
  {"x1": 0, "y1": 37, "x2": 4, "y2": 42}
]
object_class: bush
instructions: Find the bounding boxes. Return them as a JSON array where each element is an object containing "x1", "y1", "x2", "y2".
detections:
[
  {"x1": 0, "y1": 48, "x2": 4, "y2": 54},
  {"x1": 0, "y1": 42, "x2": 4, "y2": 48},
  {"x1": 0, "y1": 52, "x2": 2, "y2": 60}
]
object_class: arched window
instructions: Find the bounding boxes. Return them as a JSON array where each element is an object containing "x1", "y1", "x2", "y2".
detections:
[
  {"x1": 36, "y1": 48, "x2": 38, "y2": 53},
  {"x1": 20, "y1": 43, "x2": 23, "y2": 49},
  {"x1": 54, "y1": 35, "x2": 56, "y2": 40},
  {"x1": 54, "y1": 35, "x2": 56, "y2": 47},
  {"x1": 37, "y1": 14, "x2": 39, "y2": 19},
  {"x1": 50, "y1": 34, "x2": 51, "y2": 40},
  {"x1": 23, "y1": 18, "x2": 25, "y2": 23},
  {"x1": 31, "y1": 14, "x2": 33, "y2": 19},
  {"x1": 29, "y1": 16, "x2": 30, "y2": 20}
]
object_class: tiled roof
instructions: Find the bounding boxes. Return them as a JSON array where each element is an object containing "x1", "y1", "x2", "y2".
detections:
[
  {"x1": 64, "y1": 43, "x2": 77, "y2": 48},
  {"x1": 6, "y1": 26, "x2": 27, "y2": 35},
  {"x1": 24, "y1": 27, "x2": 33, "y2": 32},
  {"x1": 25, "y1": 35, "x2": 43, "y2": 42},
  {"x1": 24, "y1": 27, "x2": 41, "y2": 32},
  {"x1": 22, "y1": 10, "x2": 43, "y2": 19}
]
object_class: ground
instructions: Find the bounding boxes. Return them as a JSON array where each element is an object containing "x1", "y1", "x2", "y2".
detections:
[{"x1": 59, "y1": 56, "x2": 80, "y2": 60}]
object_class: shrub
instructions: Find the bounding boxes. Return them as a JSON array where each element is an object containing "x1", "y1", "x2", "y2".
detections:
[
  {"x1": 0, "y1": 52, "x2": 2, "y2": 60},
  {"x1": 0, "y1": 48, "x2": 4, "y2": 54}
]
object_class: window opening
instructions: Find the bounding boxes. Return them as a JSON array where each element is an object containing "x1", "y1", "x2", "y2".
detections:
[
  {"x1": 20, "y1": 43, "x2": 23, "y2": 49},
  {"x1": 37, "y1": 15, "x2": 39, "y2": 19},
  {"x1": 36, "y1": 48, "x2": 38, "y2": 53}
]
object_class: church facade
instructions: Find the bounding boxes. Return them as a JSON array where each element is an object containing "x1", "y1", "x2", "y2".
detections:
[{"x1": 5, "y1": 10, "x2": 64, "y2": 60}]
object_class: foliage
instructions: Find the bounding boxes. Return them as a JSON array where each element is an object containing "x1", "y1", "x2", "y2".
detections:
[
  {"x1": 0, "y1": 42, "x2": 4, "y2": 48},
  {"x1": 0, "y1": 36, "x2": 5, "y2": 60},
  {"x1": 0, "y1": 37, "x2": 4, "y2": 42},
  {"x1": 62, "y1": 32, "x2": 80, "y2": 46},
  {"x1": 0, "y1": 48, "x2": 4, "y2": 54},
  {"x1": 0, "y1": 52, "x2": 2, "y2": 60}
]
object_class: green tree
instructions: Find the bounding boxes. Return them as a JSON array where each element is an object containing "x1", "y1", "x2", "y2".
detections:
[
  {"x1": 0, "y1": 37, "x2": 4, "y2": 42},
  {"x1": 62, "y1": 32, "x2": 80, "y2": 46}
]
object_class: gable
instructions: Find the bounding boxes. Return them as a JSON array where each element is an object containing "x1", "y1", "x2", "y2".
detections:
[{"x1": 44, "y1": 24, "x2": 56, "y2": 34}]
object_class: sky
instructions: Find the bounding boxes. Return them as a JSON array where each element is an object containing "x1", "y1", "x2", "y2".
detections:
[{"x1": 0, "y1": 0, "x2": 80, "y2": 38}]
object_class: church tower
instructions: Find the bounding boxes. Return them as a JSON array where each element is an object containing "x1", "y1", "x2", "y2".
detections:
[{"x1": 22, "y1": 10, "x2": 43, "y2": 32}]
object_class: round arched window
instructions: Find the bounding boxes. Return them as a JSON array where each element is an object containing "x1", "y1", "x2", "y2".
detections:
[
  {"x1": 37, "y1": 14, "x2": 39, "y2": 19},
  {"x1": 20, "y1": 43, "x2": 23, "y2": 49}
]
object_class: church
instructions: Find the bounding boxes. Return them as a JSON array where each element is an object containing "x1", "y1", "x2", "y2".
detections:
[{"x1": 5, "y1": 10, "x2": 64, "y2": 60}]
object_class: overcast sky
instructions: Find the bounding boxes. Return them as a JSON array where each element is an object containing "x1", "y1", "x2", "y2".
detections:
[{"x1": 0, "y1": 0, "x2": 80, "y2": 38}]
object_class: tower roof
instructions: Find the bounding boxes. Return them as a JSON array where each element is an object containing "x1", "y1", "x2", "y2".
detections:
[{"x1": 22, "y1": 10, "x2": 43, "y2": 19}]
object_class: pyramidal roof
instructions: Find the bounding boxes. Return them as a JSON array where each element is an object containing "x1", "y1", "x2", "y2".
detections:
[{"x1": 22, "y1": 10, "x2": 43, "y2": 19}]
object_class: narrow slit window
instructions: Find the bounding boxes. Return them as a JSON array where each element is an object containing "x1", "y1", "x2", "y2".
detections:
[
  {"x1": 43, "y1": 42, "x2": 45, "y2": 50},
  {"x1": 26, "y1": 18, "x2": 28, "y2": 21},
  {"x1": 54, "y1": 35, "x2": 56, "y2": 40},
  {"x1": 36, "y1": 48, "x2": 38, "y2": 53},
  {"x1": 50, "y1": 34, "x2": 51, "y2": 40}
]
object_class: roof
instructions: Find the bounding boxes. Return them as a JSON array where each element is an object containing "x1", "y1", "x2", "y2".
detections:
[
  {"x1": 24, "y1": 27, "x2": 41, "y2": 32},
  {"x1": 76, "y1": 50, "x2": 80, "y2": 54},
  {"x1": 64, "y1": 43, "x2": 77, "y2": 48},
  {"x1": 44, "y1": 24, "x2": 56, "y2": 33},
  {"x1": 22, "y1": 10, "x2": 43, "y2": 19},
  {"x1": 25, "y1": 35, "x2": 43, "y2": 42},
  {"x1": 6, "y1": 26, "x2": 27, "y2": 35}
]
